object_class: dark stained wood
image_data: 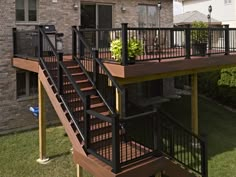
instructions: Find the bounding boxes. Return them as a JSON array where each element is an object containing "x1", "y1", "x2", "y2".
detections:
[
  {"x1": 38, "y1": 67, "x2": 86, "y2": 156},
  {"x1": 12, "y1": 57, "x2": 38, "y2": 73}
]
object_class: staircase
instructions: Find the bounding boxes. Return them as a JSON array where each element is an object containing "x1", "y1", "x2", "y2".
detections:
[{"x1": 37, "y1": 26, "x2": 208, "y2": 177}]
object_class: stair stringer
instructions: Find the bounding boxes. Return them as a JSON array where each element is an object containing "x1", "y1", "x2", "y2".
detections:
[
  {"x1": 39, "y1": 66, "x2": 86, "y2": 156},
  {"x1": 160, "y1": 157, "x2": 197, "y2": 177}
]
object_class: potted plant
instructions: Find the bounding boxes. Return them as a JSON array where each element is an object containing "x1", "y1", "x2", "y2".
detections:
[
  {"x1": 110, "y1": 38, "x2": 143, "y2": 64},
  {"x1": 191, "y1": 21, "x2": 208, "y2": 56}
]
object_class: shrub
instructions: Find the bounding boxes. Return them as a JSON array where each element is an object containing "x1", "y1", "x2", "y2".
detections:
[
  {"x1": 110, "y1": 38, "x2": 143, "y2": 63},
  {"x1": 191, "y1": 21, "x2": 208, "y2": 43}
]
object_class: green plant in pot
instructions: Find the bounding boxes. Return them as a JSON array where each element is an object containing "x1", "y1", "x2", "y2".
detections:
[
  {"x1": 110, "y1": 38, "x2": 143, "y2": 64},
  {"x1": 191, "y1": 21, "x2": 208, "y2": 56}
]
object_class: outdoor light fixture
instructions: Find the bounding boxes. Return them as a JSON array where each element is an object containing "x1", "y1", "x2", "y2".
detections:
[
  {"x1": 157, "y1": 1, "x2": 162, "y2": 10},
  {"x1": 121, "y1": 4, "x2": 126, "y2": 12},
  {"x1": 208, "y1": 5, "x2": 212, "y2": 13}
]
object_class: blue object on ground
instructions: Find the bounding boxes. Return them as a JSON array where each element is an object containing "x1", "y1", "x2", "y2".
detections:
[{"x1": 29, "y1": 106, "x2": 39, "y2": 118}]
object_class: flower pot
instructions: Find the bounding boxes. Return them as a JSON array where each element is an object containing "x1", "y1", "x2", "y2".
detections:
[
  {"x1": 192, "y1": 43, "x2": 207, "y2": 56},
  {"x1": 128, "y1": 57, "x2": 136, "y2": 64}
]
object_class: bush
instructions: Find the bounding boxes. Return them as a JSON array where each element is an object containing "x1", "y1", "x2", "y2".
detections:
[
  {"x1": 191, "y1": 21, "x2": 208, "y2": 43},
  {"x1": 198, "y1": 71, "x2": 236, "y2": 108},
  {"x1": 110, "y1": 38, "x2": 143, "y2": 63}
]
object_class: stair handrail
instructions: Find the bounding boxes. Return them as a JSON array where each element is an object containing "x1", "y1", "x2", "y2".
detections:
[
  {"x1": 159, "y1": 109, "x2": 208, "y2": 177},
  {"x1": 72, "y1": 26, "x2": 124, "y2": 116},
  {"x1": 38, "y1": 26, "x2": 85, "y2": 141}
]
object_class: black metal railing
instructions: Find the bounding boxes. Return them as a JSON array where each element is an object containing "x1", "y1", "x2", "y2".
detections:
[
  {"x1": 159, "y1": 110, "x2": 207, "y2": 177},
  {"x1": 75, "y1": 24, "x2": 236, "y2": 65},
  {"x1": 72, "y1": 26, "x2": 126, "y2": 117},
  {"x1": 13, "y1": 28, "x2": 38, "y2": 58},
  {"x1": 38, "y1": 26, "x2": 86, "y2": 141}
]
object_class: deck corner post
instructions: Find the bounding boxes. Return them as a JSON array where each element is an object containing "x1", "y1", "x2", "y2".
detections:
[
  {"x1": 185, "y1": 24, "x2": 191, "y2": 59},
  {"x1": 201, "y1": 135, "x2": 208, "y2": 177},
  {"x1": 112, "y1": 114, "x2": 121, "y2": 173},
  {"x1": 13, "y1": 28, "x2": 17, "y2": 56},
  {"x1": 72, "y1": 26, "x2": 77, "y2": 59},
  {"x1": 37, "y1": 77, "x2": 49, "y2": 164},
  {"x1": 191, "y1": 73, "x2": 198, "y2": 135},
  {"x1": 224, "y1": 25, "x2": 230, "y2": 55},
  {"x1": 121, "y1": 23, "x2": 128, "y2": 66},
  {"x1": 38, "y1": 26, "x2": 43, "y2": 58}
]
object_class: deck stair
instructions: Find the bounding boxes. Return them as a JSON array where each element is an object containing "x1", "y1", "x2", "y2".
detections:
[{"x1": 36, "y1": 26, "x2": 208, "y2": 177}]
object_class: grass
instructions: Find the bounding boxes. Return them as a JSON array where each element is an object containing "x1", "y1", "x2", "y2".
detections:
[
  {"x1": 161, "y1": 96, "x2": 236, "y2": 177},
  {"x1": 0, "y1": 96, "x2": 235, "y2": 177}
]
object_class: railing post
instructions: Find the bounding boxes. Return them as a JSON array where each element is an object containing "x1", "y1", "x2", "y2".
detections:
[
  {"x1": 185, "y1": 25, "x2": 191, "y2": 59},
  {"x1": 201, "y1": 135, "x2": 208, "y2": 177},
  {"x1": 121, "y1": 23, "x2": 128, "y2": 66},
  {"x1": 224, "y1": 25, "x2": 230, "y2": 55},
  {"x1": 38, "y1": 26, "x2": 43, "y2": 58},
  {"x1": 121, "y1": 87, "x2": 127, "y2": 118},
  {"x1": 78, "y1": 26, "x2": 85, "y2": 59},
  {"x1": 13, "y1": 28, "x2": 17, "y2": 56},
  {"x1": 57, "y1": 52, "x2": 63, "y2": 95},
  {"x1": 72, "y1": 26, "x2": 77, "y2": 59},
  {"x1": 156, "y1": 110, "x2": 162, "y2": 152},
  {"x1": 84, "y1": 95, "x2": 91, "y2": 150},
  {"x1": 93, "y1": 49, "x2": 99, "y2": 86},
  {"x1": 112, "y1": 115, "x2": 121, "y2": 173}
]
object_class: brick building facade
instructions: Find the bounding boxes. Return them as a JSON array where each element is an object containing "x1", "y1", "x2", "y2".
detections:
[{"x1": 0, "y1": 0, "x2": 173, "y2": 134}]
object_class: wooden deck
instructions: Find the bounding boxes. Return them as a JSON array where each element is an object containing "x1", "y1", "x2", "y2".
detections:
[{"x1": 12, "y1": 52, "x2": 236, "y2": 85}]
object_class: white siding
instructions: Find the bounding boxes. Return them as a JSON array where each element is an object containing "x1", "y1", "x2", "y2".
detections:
[{"x1": 183, "y1": 0, "x2": 236, "y2": 27}]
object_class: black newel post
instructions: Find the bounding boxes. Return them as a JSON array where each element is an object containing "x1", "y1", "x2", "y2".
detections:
[
  {"x1": 121, "y1": 23, "x2": 128, "y2": 66},
  {"x1": 84, "y1": 95, "x2": 91, "y2": 150},
  {"x1": 93, "y1": 49, "x2": 99, "y2": 86},
  {"x1": 13, "y1": 28, "x2": 17, "y2": 56},
  {"x1": 78, "y1": 26, "x2": 85, "y2": 59},
  {"x1": 201, "y1": 135, "x2": 208, "y2": 177},
  {"x1": 38, "y1": 26, "x2": 43, "y2": 59},
  {"x1": 112, "y1": 115, "x2": 121, "y2": 173},
  {"x1": 72, "y1": 26, "x2": 77, "y2": 59},
  {"x1": 224, "y1": 25, "x2": 230, "y2": 55},
  {"x1": 57, "y1": 52, "x2": 63, "y2": 95},
  {"x1": 185, "y1": 24, "x2": 191, "y2": 59}
]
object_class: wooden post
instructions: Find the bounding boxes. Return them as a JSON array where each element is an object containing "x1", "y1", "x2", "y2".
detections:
[
  {"x1": 77, "y1": 164, "x2": 83, "y2": 177},
  {"x1": 37, "y1": 78, "x2": 49, "y2": 164},
  {"x1": 191, "y1": 73, "x2": 198, "y2": 135},
  {"x1": 115, "y1": 88, "x2": 121, "y2": 115}
]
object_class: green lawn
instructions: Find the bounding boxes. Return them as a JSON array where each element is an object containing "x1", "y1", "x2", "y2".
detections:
[{"x1": 0, "y1": 96, "x2": 235, "y2": 177}]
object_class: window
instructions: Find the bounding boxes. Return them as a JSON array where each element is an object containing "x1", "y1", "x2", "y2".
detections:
[
  {"x1": 138, "y1": 5, "x2": 158, "y2": 27},
  {"x1": 17, "y1": 71, "x2": 38, "y2": 98},
  {"x1": 224, "y1": 0, "x2": 232, "y2": 4},
  {"x1": 16, "y1": 0, "x2": 37, "y2": 22}
]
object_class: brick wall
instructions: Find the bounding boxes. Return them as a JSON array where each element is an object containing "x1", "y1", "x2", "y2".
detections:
[{"x1": 0, "y1": 0, "x2": 173, "y2": 134}]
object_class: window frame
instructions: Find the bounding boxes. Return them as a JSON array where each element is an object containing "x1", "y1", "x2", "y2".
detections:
[
  {"x1": 138, "y1": 4, "x2": 158, "y2": 28},
  {"x1": 16, "y1": 0, "x2": 38, "y2": 23},
  {"x1": 224, "y1": 0, "x2": 232, "y2": 5},
  {"x1": 16, "y1": 70, "x2": 38, "y2": 100}
]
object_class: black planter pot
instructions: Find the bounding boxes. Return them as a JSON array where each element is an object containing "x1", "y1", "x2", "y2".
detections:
[
  {"x1": 192, "y1": 43, "x2": 207, "y2": 56},
  {"x1": 128, "y1": 57, "x2": 136, "y2": 64}
]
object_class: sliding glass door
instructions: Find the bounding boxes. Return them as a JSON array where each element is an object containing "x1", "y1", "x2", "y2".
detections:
[{"x1": 81, "y1": 3, "x2": 112, "y2": 49}]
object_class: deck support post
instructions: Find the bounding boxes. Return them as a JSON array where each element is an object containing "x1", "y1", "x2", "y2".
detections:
[
  {"x1": 191, "y1": 73, "x2": 198, "y2": 135},
  {"x1": 116, "y1": 87, "x2": 126, "y2": 118},
  {"x1": 77, "y1": 164, "x2": 84, "y2": 177},
  {"x1": 37, "y1": 78, "x2": 49, "y2": 164}
]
